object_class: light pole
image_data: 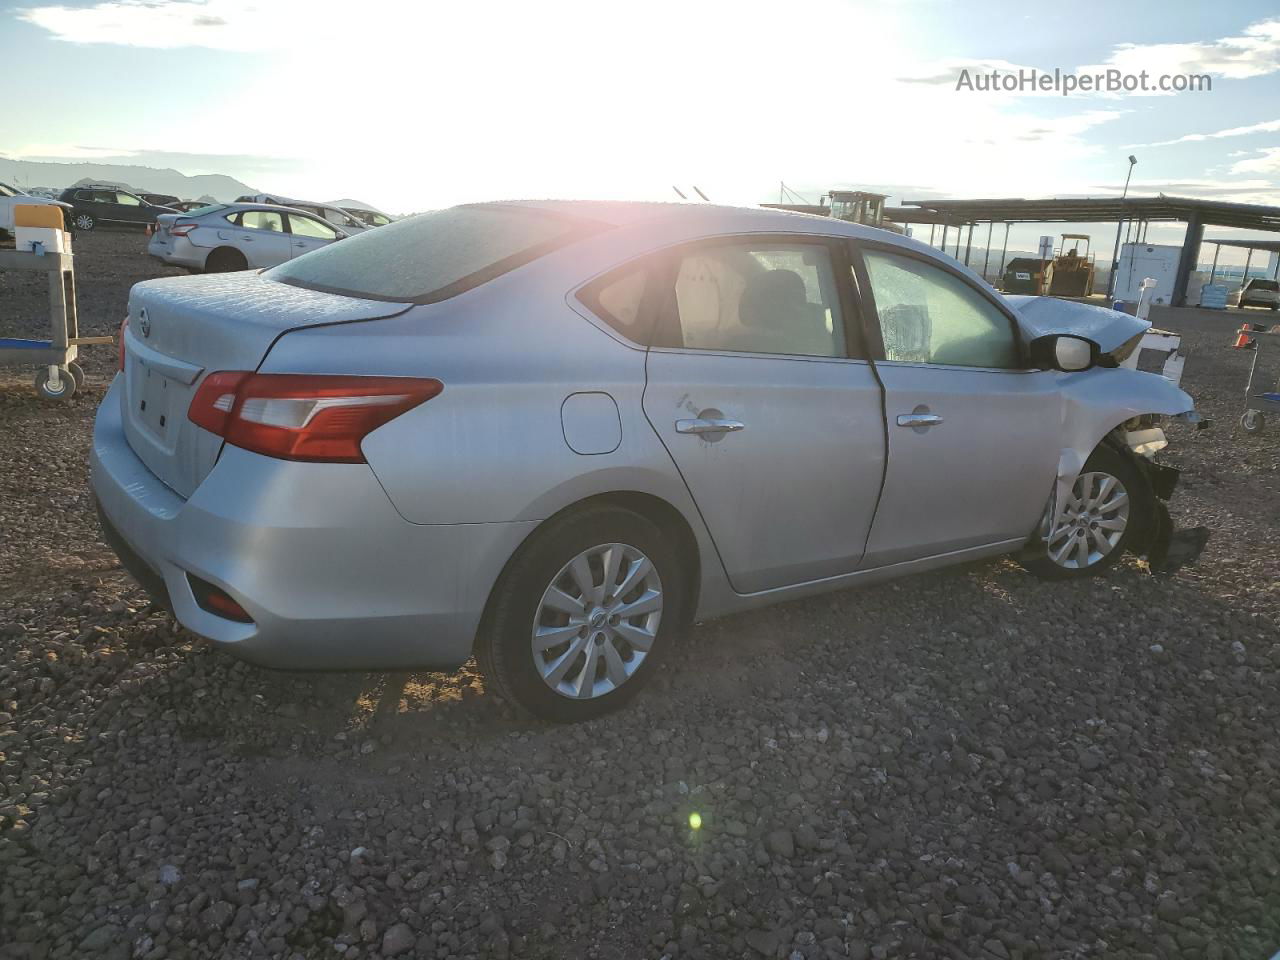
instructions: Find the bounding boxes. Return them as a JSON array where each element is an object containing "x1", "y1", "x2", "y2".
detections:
[{"x1": 1106, "y1": 154, "x2": 1138, "y2": 298}]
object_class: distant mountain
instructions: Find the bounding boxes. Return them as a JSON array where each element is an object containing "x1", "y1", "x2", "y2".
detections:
[{"x1": 0, "y1": 157, "x2": 255, "y2": 202}]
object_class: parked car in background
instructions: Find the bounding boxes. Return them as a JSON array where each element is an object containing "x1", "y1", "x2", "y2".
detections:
[
  {"x1": 148, "y1": 202, "x2": 348, "y2": 272},
  {"x1": 1238, "y1": 277, "x2": 1279, "y2": 310},
  {"x1": 0, "y1": 180, "x2": 72, "y2": 235},
  {"x1": 58, "y1": 185, "x2": 176, "y2": 231},
  {"x1": 235, "y1": 193, "x2": 369, "y2": 233},
  {"x1": 95, "y1": 201, "x2": 1199, "y2": 721},
  {"x1": 139, "y1": 192, "x2": 181, "y2": 208},
  {"x1": 344, "y1": 207, "x2": 394, "y2": 227},
  {"x1": 329, "y1": 200, "x2": 395, "y2": 228}
]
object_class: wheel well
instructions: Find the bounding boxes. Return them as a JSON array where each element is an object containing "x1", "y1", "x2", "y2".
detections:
[
  {"x1": 206, "y1": 246, "x2": 246, "y2": 268},
  {"x1": 583, "y1": 491, "x2": 701, "y2": 600},
  {"x1": 477, "y1": 491, "x2": 703, "y2": 642}
]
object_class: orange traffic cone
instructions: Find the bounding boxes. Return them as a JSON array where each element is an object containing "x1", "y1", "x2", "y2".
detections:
[{"x1": 1233, "y1": 324, "x2": 1255, "y2": 348}]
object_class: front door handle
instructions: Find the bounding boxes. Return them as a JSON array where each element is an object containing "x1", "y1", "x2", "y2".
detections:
[
  {"x1": 676, "y1": 417, "x2": 745, "y2": 435},
  {"x1": 896, "y1": 413, "x2": 944, "y2": 428}
]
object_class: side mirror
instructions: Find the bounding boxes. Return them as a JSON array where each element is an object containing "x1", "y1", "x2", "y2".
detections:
[{"x1": 1029, "y1": 334, "x2": 1100, "y2": 372}]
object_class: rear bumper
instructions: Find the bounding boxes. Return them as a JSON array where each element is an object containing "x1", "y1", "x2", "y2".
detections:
[
  {"x1": 147, "y1": 236, "x2": 204, "y2": 270},
  {"x1": 90, "y1": 376, "x2": 536, "y2": 670}
]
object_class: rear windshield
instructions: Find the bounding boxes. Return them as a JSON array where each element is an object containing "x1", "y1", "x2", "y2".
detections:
[
  {"x1": 186, "y1": 204, "x2": 225, "y2": 217},
  {"x1": 265, "y1": 204, "x2": 604, "y2": 303},
  {"x1": 1248, "y1": 279, "x2": 1279, "y2": 291}
]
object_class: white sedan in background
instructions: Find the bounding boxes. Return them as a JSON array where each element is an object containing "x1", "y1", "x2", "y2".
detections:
[{"x1": 148, "y1": 202, "x2": 348, "y2": 272}]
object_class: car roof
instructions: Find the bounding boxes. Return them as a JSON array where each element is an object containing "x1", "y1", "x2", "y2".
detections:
[
  {"x1": 488, "y1": 198, "x2": 894, "y2": 240},
  {"x1": 204, "y1": 202, "x2": 323, "y2": 215}
]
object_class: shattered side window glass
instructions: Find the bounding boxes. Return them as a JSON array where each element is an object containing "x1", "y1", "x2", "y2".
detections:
[{"x1": 863, "y1": 249, "x2": 1019, "y2": 369}]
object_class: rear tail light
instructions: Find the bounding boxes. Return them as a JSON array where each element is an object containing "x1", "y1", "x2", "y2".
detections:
[
  {"x1": 118, "y1": 317, "x2": 129, "y2": 371},
  {"x1": 169, "y1": 221, "x2": 196, "y2": 237},
  {"x1": 187, "y1": 372, "x2": 442, "y2": 463}
]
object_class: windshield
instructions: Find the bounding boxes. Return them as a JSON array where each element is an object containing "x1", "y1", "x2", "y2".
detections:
[{"x1": 265, "y1": 204, "x2": 605, "y2": 302}]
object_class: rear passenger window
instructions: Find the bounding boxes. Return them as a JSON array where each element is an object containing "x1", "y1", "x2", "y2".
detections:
[
  {"x1": 578, "y1": 265, "x2": 651, "y2": 342},
  {"x1": 656, "y1": 243, "x2": 846, "y2": 358},
  {"x1": 241, "y1": 210, "x2": 284, "y2": 232}
]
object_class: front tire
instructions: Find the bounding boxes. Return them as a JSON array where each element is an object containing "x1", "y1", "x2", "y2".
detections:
[
  {"x1": 1241, "y1": 410, "x2": 1266, "y2": 434},
  {"x1": 477, "y1": 505, "x2": 688, "y2": 722},
  {"x1": 1021, "y1": 444, "x2": 1148, "y2": 580},
  {"x1": 73, "y1": 212, "x2": 96, "y2": 231}
]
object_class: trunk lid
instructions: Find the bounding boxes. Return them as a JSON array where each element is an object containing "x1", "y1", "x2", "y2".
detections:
[{"x1": 120, "y1": 271, "x2": 410, "y2": 498}]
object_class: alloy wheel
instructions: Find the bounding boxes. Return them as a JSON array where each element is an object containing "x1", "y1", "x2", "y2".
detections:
[
  {"x1": 1047, "y1": 471, "x2": 1130, "y2": 569},
  {"x1": 74, "y1": 214, "x2": 94, "y2": 230},
  {"x1": 531, "y1": 542, "x2": 663, "y2": 699}
]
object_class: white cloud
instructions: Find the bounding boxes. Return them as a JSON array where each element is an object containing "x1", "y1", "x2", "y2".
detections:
[
  {"x1": 11, "y1": 0, "x2": 1246, "y2": 213},
  {"x1": 1094, "y1": 18, "x2": 1280, "y2": 82},
  {"x1": 1124, "y1": 118, "x2": 1280, "y2": 148},
  {"x1": 1231, "y1": 147, "x2": 1280, "y2": 176},
  {"x1": 20, "y1": 0, "x2": 273, "y2": 50},
  {"x1": 903, "y1": 17, "x2": 1280, "y2": 103}
]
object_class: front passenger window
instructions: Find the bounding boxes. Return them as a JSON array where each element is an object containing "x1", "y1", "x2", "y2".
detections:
[
  {"x1": 862, "y1": 250, "x2": 1019, "y2": 369},
  {"x1": 289, "y1": 215, "x2": 339, "y2": 240}
]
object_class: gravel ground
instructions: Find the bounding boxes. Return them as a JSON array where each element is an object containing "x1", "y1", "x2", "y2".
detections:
[{"x1": 1, "y1": 230, "x2": 1278, "y2": 960}]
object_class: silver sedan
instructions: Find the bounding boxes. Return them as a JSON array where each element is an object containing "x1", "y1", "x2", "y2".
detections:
[
  {"x1": 147, "y1": 202, "x2": 348, "y2": 273},
  {"x1": 93, "y1": 201, "x2": 1197, "y2": 721}
]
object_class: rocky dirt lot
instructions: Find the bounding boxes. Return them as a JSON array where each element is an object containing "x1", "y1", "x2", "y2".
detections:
[{"x1": 1, "y1": 230, "x2": 1279, "y2": 960}]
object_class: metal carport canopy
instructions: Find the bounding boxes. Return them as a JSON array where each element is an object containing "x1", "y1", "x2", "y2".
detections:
[
  {"x1": 897, "y1": 195, "x2": 1280, "y2": 305},
  {"x1": 899, "y1": 195, "x2": 1280, "y2": 231}
]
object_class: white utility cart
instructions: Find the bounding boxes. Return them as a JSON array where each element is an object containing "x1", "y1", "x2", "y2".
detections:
[{"x1": 0, "y1": 247, "x2": 111, "y2": 400}]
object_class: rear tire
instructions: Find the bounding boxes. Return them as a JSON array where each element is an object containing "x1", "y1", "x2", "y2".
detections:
[
  {"x1": 477, "y1": 505, "x2": 688, "y2": 722},
  {"x1": 1020, "y1": 444, "x2": 1149, "y2": 580},
  {"x1": 73, "y1": 212, "x2": 95, "y2": 231},
  {"x1": 67, "y1": 361, "x2": 85, "y2": 392},
  {"x1": 205, "y1": 247, "x2": 247, "y2": 273}
]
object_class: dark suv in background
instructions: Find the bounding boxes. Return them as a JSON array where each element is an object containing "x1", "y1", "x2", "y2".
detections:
[{"x1": 57, "y1": 185, "x2": 177, "y2": 231}]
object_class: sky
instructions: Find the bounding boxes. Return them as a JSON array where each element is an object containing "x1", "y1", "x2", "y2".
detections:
[{"x1": 3, "y1": 0, "x2": 1280, "y2": 262}]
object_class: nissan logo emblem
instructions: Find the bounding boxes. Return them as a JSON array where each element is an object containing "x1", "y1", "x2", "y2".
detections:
[{"x1": 139, "y1": 308, "x2": 151, "y2": 338}]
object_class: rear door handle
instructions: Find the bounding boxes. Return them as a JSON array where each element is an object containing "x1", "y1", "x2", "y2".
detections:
[
  {"x1": 896, "y1": 413, "x2": 944, "y2": 428},
  {"x1": 676, "y1": 417, "x2": 745, "y2": 435}
]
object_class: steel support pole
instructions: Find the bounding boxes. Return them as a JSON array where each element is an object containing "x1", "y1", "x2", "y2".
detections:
[
  {"x1": 982, "y1": 221, "x2": 993, "y2": 281},
  {"x1": 1243, "y1": 247, "x2": 1254, "y2": 285},
  {"x1": 1107, "y1": 160, "x2": 1137, "y2": 297},
  {"x1": 1172, "y1": 214, "x2": 1202, "y2": 307},
  {"x1": 1208, "y1": 244, "x2": 1219, "y2": 284}
]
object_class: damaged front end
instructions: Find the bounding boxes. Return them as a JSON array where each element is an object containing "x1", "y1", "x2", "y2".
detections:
[
  {"x1": 1109, "y1": 413, "x2": 1209, "y2": 574},
  {"x1": 1010, "y1": 293, "x2": 1210, "y2": 574}
]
